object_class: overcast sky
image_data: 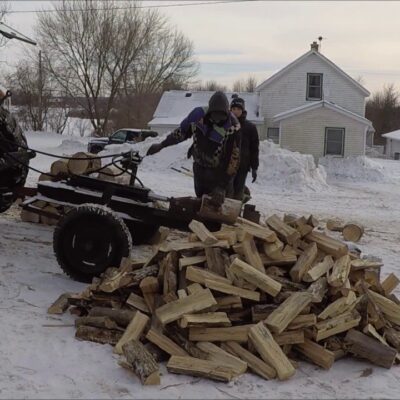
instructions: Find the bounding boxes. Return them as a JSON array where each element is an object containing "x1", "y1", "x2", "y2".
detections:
[{"x1": 2, "y1": 0, "x2": 400, "y2": 93}]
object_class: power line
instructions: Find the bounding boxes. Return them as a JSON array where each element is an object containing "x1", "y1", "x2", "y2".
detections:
[{"x1": 8, "y1": 0, "x2": 259, "y2": 14}]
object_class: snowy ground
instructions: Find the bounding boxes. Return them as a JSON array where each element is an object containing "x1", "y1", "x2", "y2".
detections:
[{"x1": 1, "y1": 132, "x2": 400, "y2": 398}]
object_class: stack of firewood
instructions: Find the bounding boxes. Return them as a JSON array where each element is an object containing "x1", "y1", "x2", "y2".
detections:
[{"x1": 49, "y1": 213, "x2": 400, "y2": 385}]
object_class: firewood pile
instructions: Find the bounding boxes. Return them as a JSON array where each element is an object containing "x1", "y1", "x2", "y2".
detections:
[{"x1": 49, "y1": 213, "x2": 400, "y2": 385}]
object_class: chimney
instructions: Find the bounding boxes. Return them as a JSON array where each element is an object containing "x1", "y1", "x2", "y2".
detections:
[{"x1": 311, "y1": 41, "x2": 319, "y2": 52}]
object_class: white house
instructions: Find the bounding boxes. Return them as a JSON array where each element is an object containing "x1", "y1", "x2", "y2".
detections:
[
  {"x1": 149, "y1": 42, "x2": 374, "y2": 160},
  {"x1": 382, "y1": 130, "x2": 400, "y2": 159}
]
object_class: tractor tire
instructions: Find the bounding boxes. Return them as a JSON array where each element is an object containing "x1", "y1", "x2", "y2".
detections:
[{"x1": 53, "y1": 204, "x2": 132, "y2": 282}]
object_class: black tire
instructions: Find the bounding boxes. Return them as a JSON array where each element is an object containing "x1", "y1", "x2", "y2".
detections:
[
  {"x1": 53, "y1": 204, "x2": 132, "y2": 282},
  {"x1": 125, "y1": 220, "x2": 160, "y2": 245}
]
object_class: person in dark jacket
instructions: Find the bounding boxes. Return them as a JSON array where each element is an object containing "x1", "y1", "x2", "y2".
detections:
[
  {"x1": 230, "y1": 96, "x2": 259, "y2": 201},
  {"x1": 147, "y1": 91, "x2": 241, "y2": 205}
]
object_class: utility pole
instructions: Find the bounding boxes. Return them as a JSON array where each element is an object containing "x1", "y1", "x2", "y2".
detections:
[{"x1": 38, "y1": 49, "x2": 43, "y2": 131}]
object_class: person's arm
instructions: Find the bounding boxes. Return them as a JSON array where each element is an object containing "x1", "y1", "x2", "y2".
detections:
[{"x1": 249, "y1": 124, "x2": 259, "y2": 171}]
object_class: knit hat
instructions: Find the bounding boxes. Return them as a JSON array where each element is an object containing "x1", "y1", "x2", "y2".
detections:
[{"x1": 230, "y1": 97, "x2": 245, "y2": 111}]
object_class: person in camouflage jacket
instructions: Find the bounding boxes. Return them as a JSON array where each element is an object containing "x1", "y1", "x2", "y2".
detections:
[{"x1": 147, "y1": 91, "x2": 241, "y2": 205}]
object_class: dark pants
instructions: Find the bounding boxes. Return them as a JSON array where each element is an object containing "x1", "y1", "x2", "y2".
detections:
[
  {"x1": 193, "y1": 163, "x2": 229, "y2": 198},
  {"x1": 233, "y1": 168, "x2": 248, "y2": 201}
]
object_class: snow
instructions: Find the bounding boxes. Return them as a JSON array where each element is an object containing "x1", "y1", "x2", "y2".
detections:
[
  {"x1": 2, "y1": 130, "x2": 400, "y2": 398},
  {"x1": 382, "y1": 129, "x2": 400, "y2": 141}
]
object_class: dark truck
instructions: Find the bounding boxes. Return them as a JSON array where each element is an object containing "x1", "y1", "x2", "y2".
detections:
[{"x1": 87, "y1": 128, "x2": 158, "y2": 154}]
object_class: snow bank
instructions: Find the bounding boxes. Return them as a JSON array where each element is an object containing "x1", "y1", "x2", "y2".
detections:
[{"x1": 319, "y1": 156, "x2": 390, "y2": 182}]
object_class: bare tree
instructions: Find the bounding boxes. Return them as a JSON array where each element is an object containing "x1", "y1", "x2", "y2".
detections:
[
  {"x1": 36, "y1": 0, "x2": 164, "y2": 136},
  {"x1": 232, "y1": 79, "x2": 244, "y2": 93},
  {"x1": 0, "y1": 1, "x2": 10, "y2": 47},
  {"x1": 366, "y1": 83, "x2": 400, "y2": 145},
  {"x1": 232, "y1": 76, "x2": 258, "y2": 93},
  {"x1": 191, "y1": 80, "x2": 228, "y2": 92}
]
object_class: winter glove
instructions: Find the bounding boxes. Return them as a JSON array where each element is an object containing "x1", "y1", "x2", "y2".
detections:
[
  {"x1": 146, "y1": 143, "x2": 164, "y2": 156},
  {"x1": 251, "y1": 168, "x2": 257, "y2": 183},
  {"x1": 210, "y1": 187, "x2": 225, "y2": 208}
]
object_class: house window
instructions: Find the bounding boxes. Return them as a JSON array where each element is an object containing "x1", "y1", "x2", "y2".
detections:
[
  {"x1": 325, "y1": 127, "x2": 345, "y2": 156},
  {"x1": 267, "y1": 127, "x2": 280, "y2": 144},
  {"x1": 307, "y1": 73, "x2": 323, "y2": 100}
]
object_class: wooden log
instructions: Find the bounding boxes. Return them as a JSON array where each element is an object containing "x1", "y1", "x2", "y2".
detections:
[
  {"x1": 351, "y1": 259, "x2": 383, "y2": 271},
  {"x1": 384, "y1": 327, "x2": 400, "y2": 351},
  {"x1": 367, "y1": 289, "x2": 400, "y2": 325},
  {"x1": 189, "y1": 325, "x2": 253, "y2": 342},
  {"x1": 327, "y1": 254, "x2": 351, "y2": 287},
  {"x1": 161, "y1": 251, "x2": 178, "y2": 296},
  {"x1": 237, "y1": 218, "x2": 277, "y2": 243},
  {"x1": 163, "y1": 292, "x2": 178, "y2": 304},
  {"x1": 305, "y1": 231, "x2": 348, "y2": 258},
  {"x1": 114, "y1": 311, "x2": 150, "y2": 354},
  {"x1": 313, "y1": 310, "x2": 361, "y2": 341},
  {"x1": 287, "y1": 314, "x2": 317, "y2": 330},
  {"x1": 38, "y1": 173, "x2": 53, "y2": 182},
  {"x1": 126, "y1": 293, "x2": 150, "y2": 313},
  {"x1": 167, "y1": 356, "x2": 235, "y2": 382},
  {"x1": 40, "y1": 204, "x2": 59, "y2": 225},
  {"x1": 189, "y1": 220, "x2": 218, "y2": 245},
  {"x1": 229, "y1": 258, "x2": 281, "y2": 297},
  {"x1": 75, "y1": 325, "x2": 122, "y2": 345},
  {"x1": 307, "y1": 215, "x2": 319, "y2": 228},
  {"x1": 215, "y1": 296, "x2": 243, "y2": 311},
  {"x1": 181, "y1": 312, "x2": 232, "y2": 328},
  {"x1": 345, "y1": 329, "x2": 397, "y2": 369},
  {"x1": 221, "y1": 341, "x2": 276, "y2": 380},
  {"x1": 21, "y1": 209, "x2": 40, "y2": 223},
  {"x1": 307, "y1": 277, "x2": 328, "y2": 303},
  {"x1": 122, "y1": 340, "x2": 160, "y2": 385},
  {"x1": 241, "y1": 238, "x2": 265, "y2": 273},
  {"x1": 75, "y1": 316, "x2": 121, "y2": 330},
  {"x1": 204, "y1": 279, "x2": 260, "y2": 302},
  {"x1": 89, "y1": 307, "x2": 135, "y2": 328},
  {"x1": 140, "y1": 276, "x2": 159, "y2": 313},
  {"x1": 186, "y1": 283, "x2": 204, "y2": 295},
  {"x1": 213, "y1": 230, "x2": 237, "y2": 246},
  {"x1": 263, "y1": 239, "x2": 284, "y2": 259},
  {"x1": 50, "y1": 159, "x2": 69, "y2": 176},
  {"x1": 48, "y1": 293, "x2": 71, "y2": 314},
  {"x1": 265, "y1": 292, "x2": 313, "y2": 334},
  {"x1": 67, "y1": 152, "x2": 91, "y2": 175},
  {"x1": 198, "y1": 195, "x2": 242, "y2": 225},
  {"x1": 145, "y1": 328, "x2": 189, "y2": 357},
  {"x1": 273, "y1": 330, "x2": 305, "y2": 345},
  {"x1": 249, "y1": 322, "x2": 296, "y2": 381},
  {"x1": 155, "y1": 288, "x2": 217, "y2": 325},
  {"x1": 160, "y1": 240, "x2": 230, "y2": 253},
  {"x1": 266, "y1": 214, "x2": 301, "y2": 245},
  {"x1": 205, "y1": 247, "x2": 226, "y2": 276},
  {"x1": 251, "y1": 304, "x2": 278, "y2": 322},
  {"x1": 326, "y1": 219, "x2": 345, "y2": 232},
  {"x1": 303, "y1": 255, "x2": 334, "y2": 282},
  {"x1": 185, "y1": 266, "x2": 231, "y2": 286},
  {"x1": 318, "y1": 291, "x2": 357, "y2": 320},
  {"x1": 381, "y1": 273, "x2": 400, "y2": 296},
  {"x1": 295, "y1": 338, "x2": 335, "y2": 370},
  {"x1": 196, "y1": 341, "x2": 247, "y2": 376},
  {"x1": 290, "y1": 242, "x2": 318, "y2": 282},
  {"x1": 342, "y1": 222, "x2": 364, "y2": 242},
  {"x1": 178, "y1": 255, "x2": 206, "y2": 269},
  {"x1": 260, "y1": 252, "x2": 297, "y2": 267}
]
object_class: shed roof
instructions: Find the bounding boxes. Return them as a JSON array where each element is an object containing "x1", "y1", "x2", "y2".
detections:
[{"x1": 382, "y1": 130, "x2": 400, "y2": 141}]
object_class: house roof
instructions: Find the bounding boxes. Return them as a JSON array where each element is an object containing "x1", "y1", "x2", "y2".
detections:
[
  {"x1": 149, "y1": 90, "x2": 264, "y2": 127},
  {"x1": 273, "y1": 100, "x2": 374, "y2": 130},
  {"x1": 382, "y1": 129, "x2": 400, "y2": 141},
  {"x1": 256, "y1": 50, "x2": 370, "y2": 96}
]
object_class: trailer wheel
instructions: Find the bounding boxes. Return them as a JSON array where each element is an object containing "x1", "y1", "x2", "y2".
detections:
[{"x1": 53, "y1": 204, "x2": 132, "y2": 282}]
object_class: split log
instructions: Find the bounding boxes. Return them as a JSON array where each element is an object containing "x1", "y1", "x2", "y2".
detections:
[
  {"x1": 114, "y1": 311, "x2": 150, "y2": 354},
  {"x1": 384, "y1": 327, "x2": 400, "y2": 351},
  {"x1": 196, "y1": 341, "x2": 247, "y2": 376},
  {"x1": 307, "y1": 277, "x2": 328, "y2": 303},
  {"x1": 287, "y1": 314, "x2": 317, "y2": 330},
  {"x1": 273, "y1": 330, "x2": 305, "y2": 345},
  {"x1": 160, "y1": 240, "x2": 230, "y2": 253},
  {"x1": 249, "y1": 322, "x2": 296, "y2": 380},
  {"x1": 189, "y1": 325, "x2": 253, "y2": 342},
  {"x1": 122, "y1": 340, "x2": 160, "y2": 385},
  {"x1": 221, "y1": 341, "x2": 276, "y2": 380},
  {"x1": 295, "y1": 338, "x2": 335, "y2": 370},
  {"x1": 266, "y1": 214, "x2": 301, "y2": 245},
  {"x1": 241, "y1": 238, "x2": 265, "y2": 272},
  {"x1": 205, "y1": 247, "x2": 226, "y2": 276},
  {"x1": 351, "y1": 259, "x2": 383, "y2": 271},
  {"x1": 381, "y1": 273, "x2": 400, "y2": 296},
  {"x1": 89, "y1": 307, "x2": 135, "y2": 327},
  {"x1": 178, "y1": 255, "x2": 206, "y2": 269},
  {"x1": 328, "y1": 255, "x2": 351, "y2": 287},
  {"x1": 75, "y1": 316, "x2": 121, "y2": 330},
  {"x1": 204, "y1": 279, "x2": 260, "y2": 302},
  {"x1": 180, "y1": 312, "x2": 232, "y2": 328},
  {"x1": 213, "y1": 230, "x2": 237, "y2": 246},
  {"x1": 342, "y1": 223, "x2": 364, "y2": 242},
  {"x1": 326, "y1": 219, "x2": 345, "y2": 232},
  {"x1": 318, "y1": 291, "x2": 357, "y2": 320},
  {"x1": 145, "y1": 328, "x2": 189, "y2": 357},
  {"x1": 367, "y1": 289, "x2": 400, "y2": 325},
  {"x1": 155, "y1": 288, "x2": 217, "y2": 325},
  {"x1": 265, "y1": 292, "x2": 313, "y2": 334},
  {"x1": 161, "y1": 251, "x2": 178, "y2": 296},
  {"x1": 126, "y1": 293, "x2": 150, "y2": 313},
  {"x1": 167, "y1": 355, "x2": 235, "y2": 382},
  {"x1": 237, "y1": 217, "x2": 277, "y2": 243},
  {"x1": 263, "y1": 239, "x2": 284, "y2": 259},
  {"x1": 140, "y1": 276, "x2": 159, "y2": 313},
  {"x1": 303, "y1": 255, "x2": 334, "y2": 282},
  {"x1": 345, "y1": 329, "x2": 397, "y2": 369},
  {"x1": 48, "y1": 293, "x2": 71, "y2": 314},
  {"x1": 305, "y1": 231, "x2": 348, "y2": 258},
  {"x1": 186, "y1": 283, "x2": 204, "y2": 295},
  {"x1": 215, "y1": 296, "x2": 243, "y2": 311},
  {"x1": 229, "y1": 258, "x2": 281, "y2": 297},
  {"x1": 75, "y1": 325, "x2": 122, "y2": 345},
  {"x1": 188, "y1": 220, "x2": 218, "y2": 245},
  {"x1": 251, "y1": 304, "x2": 278, "y2": 322},
  {"x1": 290, "y1": 242, "x2": 318, "y2": 282}
]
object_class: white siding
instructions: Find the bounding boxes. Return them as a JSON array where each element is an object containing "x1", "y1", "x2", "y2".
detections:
[
  {"x1": 259, "y1": 52, "x2": 366, "y2": 130},
  {"x1": 279, "y1": 107, "x2": 366, "y2": 160},
  {"x1": 385, "y1": 138, "x2": 400, "y2": 159}
]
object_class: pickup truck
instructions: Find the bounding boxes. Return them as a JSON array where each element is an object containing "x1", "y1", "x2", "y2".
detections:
[{"x1": 87, "y1": 128, "x2": 158, "y2": 154}]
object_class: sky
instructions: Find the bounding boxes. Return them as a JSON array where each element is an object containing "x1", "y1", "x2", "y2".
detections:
[{"x1": 2, "y1": 0, "x2": 400, "y2": 94}]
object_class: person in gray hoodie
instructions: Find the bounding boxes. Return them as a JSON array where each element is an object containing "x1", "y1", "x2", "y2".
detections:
[{"x1": 147, "y1": 91, "x2": 241, "y2": 205}]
